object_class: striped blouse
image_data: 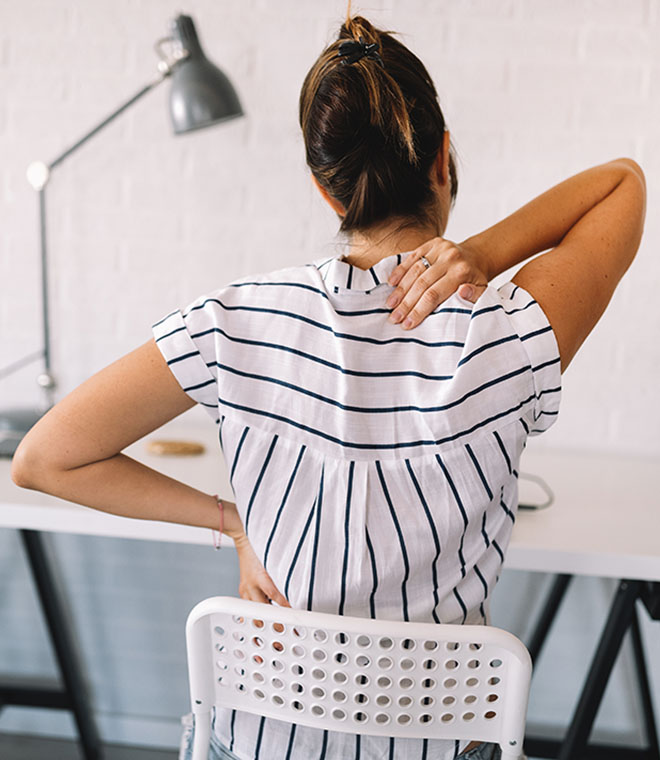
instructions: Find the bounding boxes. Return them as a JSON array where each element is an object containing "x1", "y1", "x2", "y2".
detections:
[{"x1": 154, "y1": 252, "x2": 561, "y2": 760}]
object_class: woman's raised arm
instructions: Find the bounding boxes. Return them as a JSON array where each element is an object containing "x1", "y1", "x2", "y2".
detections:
[
  {"x1": 387, "y1": 158, "x2": 646, "y2": 369},
  {"x1": 463, "y1": 158, "x2": 645, "y2": 370}
]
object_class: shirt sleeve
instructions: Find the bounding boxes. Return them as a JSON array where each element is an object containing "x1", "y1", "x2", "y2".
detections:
[
  {"x1": 152, "y1": 294, "x2": 222, "y2": 423},
  {"x1": 498, "y1": 281, "x2": 562, "y2": 435}
]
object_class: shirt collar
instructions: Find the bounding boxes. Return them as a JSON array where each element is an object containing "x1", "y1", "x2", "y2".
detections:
[{"x1": 314, "y1": 253, "x2": 404, "y2": 294}]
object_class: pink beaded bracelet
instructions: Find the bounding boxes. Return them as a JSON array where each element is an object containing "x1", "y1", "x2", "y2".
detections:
[{"x1": 211, "y1": 494, "x2": 224, "y2": 550}]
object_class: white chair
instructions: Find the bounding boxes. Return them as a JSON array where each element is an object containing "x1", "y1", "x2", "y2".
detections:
[{"x1": 186, "y1": 597, "x2": 531, "y2": 760}]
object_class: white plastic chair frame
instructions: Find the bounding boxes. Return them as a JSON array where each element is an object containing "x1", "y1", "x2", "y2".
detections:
[{"x1": 186, "y1": 597, "x2": 531, "y2": 760}]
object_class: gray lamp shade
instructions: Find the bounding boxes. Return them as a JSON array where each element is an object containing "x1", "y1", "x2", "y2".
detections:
[{"x1": 169, "y1": 15, "x2": 243, "y2": 134}]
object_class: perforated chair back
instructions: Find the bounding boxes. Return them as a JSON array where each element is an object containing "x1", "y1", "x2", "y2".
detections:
[{"x1": 186, "y1": 597, "x2": 531, "y2": 760}]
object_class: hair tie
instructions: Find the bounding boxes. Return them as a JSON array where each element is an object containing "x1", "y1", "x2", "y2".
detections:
[{"x1": 338, "y1": 36, "x2": 384, "y2": 67}]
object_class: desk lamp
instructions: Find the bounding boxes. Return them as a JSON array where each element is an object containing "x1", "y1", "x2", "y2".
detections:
[{"x1": 0, "y1": 14, "x2": 242, "y2": 457}]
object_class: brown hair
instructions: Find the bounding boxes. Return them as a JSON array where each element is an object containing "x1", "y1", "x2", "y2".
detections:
[{"x1": 299, "y1": 13, "x2": 458, "y2": 233}]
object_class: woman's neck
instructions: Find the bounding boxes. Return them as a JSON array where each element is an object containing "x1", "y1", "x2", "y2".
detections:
[{"x1": 343, "y1": 219, "x2": 442, "y2": 270}]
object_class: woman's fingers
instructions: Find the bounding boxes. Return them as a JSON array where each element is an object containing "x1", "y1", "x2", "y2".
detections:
[
  {"x1": 387, "y1": 241, "x2": 435, "y2": 288},
  {"x1": 386, "y1": 237, "x2": 488, "y2": 328},
  {"x1": 241, "y1": 575, "x2": 290, "y2": 607},
  {"x1": 261, "y1": 575, "x2": 291, "y2": 607},
  {"x1": 389, "y1": 263, "x2": 449, "y2": 329},
  {"x1": 457, "y1": 283, "x2": 487, "y2": 302}
]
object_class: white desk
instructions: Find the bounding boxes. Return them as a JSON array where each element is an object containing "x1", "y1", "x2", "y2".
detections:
[
  {"x1": 2, "y1": 419, "x2": 659, "y2": 582},
  {"x1": 1, "y1": 419, "x2": 659, "y2": 760}
]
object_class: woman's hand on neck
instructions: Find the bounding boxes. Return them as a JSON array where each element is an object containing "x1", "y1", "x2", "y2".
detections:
[{"x1": 343, "y1": 218, "x2": 444, "y2": 271}]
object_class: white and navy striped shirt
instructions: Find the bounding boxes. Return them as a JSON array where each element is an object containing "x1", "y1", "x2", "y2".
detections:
[{"x1": 154, "y1": 252, "x2": 561, "y2": 760}]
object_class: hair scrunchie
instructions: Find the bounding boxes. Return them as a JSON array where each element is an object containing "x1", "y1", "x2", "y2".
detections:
[{"x1": 338, "y1": 36, "x2": 384, "y2": 67}]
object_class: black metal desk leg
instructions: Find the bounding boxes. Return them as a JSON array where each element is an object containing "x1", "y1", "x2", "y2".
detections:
[
  {"x1": 527, "y1": 573, "x2": 573, "y2": 666},
  {"x1": 557, "y1": 579, "x2": 641, "y2": 760},
  {"x1": 20, "y1": 529, "x2": 103, "y2": 760},
  {"x1": 631, "y1": 606, "x2": 660, "y2": 759}
]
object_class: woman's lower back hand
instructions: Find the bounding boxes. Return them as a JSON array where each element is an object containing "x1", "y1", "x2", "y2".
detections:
[{"x1": 386, "y1": 237, "x2": 488, "y2": 329}]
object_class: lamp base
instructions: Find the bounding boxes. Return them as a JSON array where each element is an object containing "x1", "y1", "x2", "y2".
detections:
[{"x1": 0, "y1": 408, "x2": 44, "y2": 458}]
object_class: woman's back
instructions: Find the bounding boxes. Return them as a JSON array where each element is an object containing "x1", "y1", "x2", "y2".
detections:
[{"x1": 155, "y1": 251, "x2": 560, "y2": 759}]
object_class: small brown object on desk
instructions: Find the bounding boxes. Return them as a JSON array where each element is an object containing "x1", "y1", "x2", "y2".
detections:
[{"x1": 146, "y1": 439, "x2": 206, "y2": 456}]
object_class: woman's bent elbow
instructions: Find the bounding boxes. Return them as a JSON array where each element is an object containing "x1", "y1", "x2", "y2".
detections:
[{"x1": 11, "y1": 440, "x2": 49, "y2": 490}]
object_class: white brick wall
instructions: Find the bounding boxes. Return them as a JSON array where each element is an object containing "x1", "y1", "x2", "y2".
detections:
[
  {"x1": 2, "y1": 0, "x2": 659, "y2": 457},
  {"x1": 1, "y1": 0, "x2": 659, "y2": 750}
]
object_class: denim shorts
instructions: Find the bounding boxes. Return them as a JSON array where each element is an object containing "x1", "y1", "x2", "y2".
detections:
[{"x1": 178, "y1": 713, "x2": 503, "y2": 760}]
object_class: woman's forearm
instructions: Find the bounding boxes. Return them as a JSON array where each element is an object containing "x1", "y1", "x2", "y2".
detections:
[
  {"x1": 14, "y1": 451, "x2": 245, "y2": 540},
  {"x1": 460, "y1": 158, "x2": 640, "y2": 280}
]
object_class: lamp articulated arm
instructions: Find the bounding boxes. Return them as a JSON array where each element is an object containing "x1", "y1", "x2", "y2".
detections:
[{"x1": 25, "y1": 60, "x2": 177, "y2": 403}]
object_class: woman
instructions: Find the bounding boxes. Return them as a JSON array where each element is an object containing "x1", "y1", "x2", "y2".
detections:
[{"x1": 12, "y1": 11, "x2": 645, "y2": 760}]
